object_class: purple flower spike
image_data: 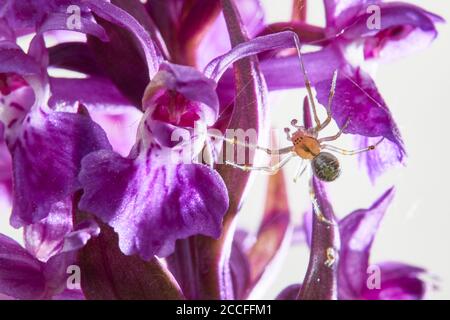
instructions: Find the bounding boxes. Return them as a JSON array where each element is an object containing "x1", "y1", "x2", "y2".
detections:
[
  {"x1": 298, "y1": 177, "x2": 340, "y2": 300},
  {"x1": 0, "y1": 233, "x2": 46, "y2": 300},
  {"x1": 10, "y1": 110, "x2": 111, "y2": 227},
  {"x1": 0, "y1": 41, "x2": 112, "y2": 228},
  {"x1": 24, "y1": 199, "x2": 73, "y2": 262},
  {"x1": 77, "y1": 55, "x2": 229, "y2": 261}
]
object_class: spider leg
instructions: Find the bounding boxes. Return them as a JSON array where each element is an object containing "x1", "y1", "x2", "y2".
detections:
[
  {"x1": 293, "y1": 34, "x2": 322, "y2": 129},
  {"x1": 284, "y1": 127, "x2": 292, "y2": 141},
  {"x1": 318, "y1": 117, "x2": 350, "y2": 143},
  {"x1": 208, "y1": 133, "x2": 293, "y2": 155},
  {"x1": 316, "y1": 70, "x2": 338, "y2": 132},
  {"x1": 293, "y1": 159, "x2": 307, "y2": 183},
  {"x1": 225, "y1": 152, "x2": 295, "y2": 174},
  {"x1": 321, "y1": 137, "x2": 385, "y2": 155}
]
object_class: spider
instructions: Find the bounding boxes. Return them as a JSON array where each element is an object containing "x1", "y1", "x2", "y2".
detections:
[{"x1": 211, "y1": 35, "x2": 384, "y2": 183}]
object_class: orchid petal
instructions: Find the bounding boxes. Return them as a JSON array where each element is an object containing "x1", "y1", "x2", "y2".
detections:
[
  {"x1": 340, "y1": 3, "x2": 444, "y2": 60},
  {"x1": 198, "y1": 0, "x2": 265, "y2": 69},
  {"x1": 0, "y1": 140, "x2": 12, "y2": 203},
  {"x1": 78, "y1": 148, "x2": 228, "y2": 260},
  {"x1": 142, "y1": 62, "x2": 220, "y2": 126},
  {"x1": 43, "y1": 219, "x2": 100, "y2": 296},
  {"x1": 49, "y1": 76, "x2": 134, "y2": 111},
  {"x1": 361, "y1": 262, "x2": 427, "y2": 300},
  {"x1": 0, "y1": 233, "x2": 46, "y2": 299},
  {"x1": 229, "y1": 240, "x2": 251, "y2": 300},
  {"x1": 323, "y1": 0, "x2": 375, "y2": 28},
  {"x1": 87, "y1": 0, "x2": 161, "y2": 78},
  {"x1": 315, "y1": 65, "x2": 405, "y2": 163},
  {"x1": 24, "y1": 199, "x2": 73, "y2": 262},
  {"x1": 10, "y1": 111, "x2": 111, "y2": 227},
  {"x1": 84, "y1": 0, "x2": 162, "y2": 107},
  {"x1": 338, "y1": 187, "x2": 394, "y2": 299},
  {"x1": 0, "y1": 41, "x2": 40, "y2": 75}
]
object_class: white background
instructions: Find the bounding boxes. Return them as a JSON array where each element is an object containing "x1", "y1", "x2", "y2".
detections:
[{"x1": 0, "y1": 0, "x2": 449, "y2": 300}]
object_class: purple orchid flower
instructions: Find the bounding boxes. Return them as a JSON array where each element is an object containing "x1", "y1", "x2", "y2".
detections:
[
  {"x1": 0, "y1": 0, "x2": 443, "y2": 301},
  {"x1": 278, "y1": 187, "x2": 430, "y2": 300}
]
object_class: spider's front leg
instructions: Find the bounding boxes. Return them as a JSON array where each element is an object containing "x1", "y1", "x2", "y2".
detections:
[
  {"x1": 208, "y1": 133, "x2": 293, "y2": 155},
  {"x1": 316, "y1": 70, "x2": 339, "y2": 132},
  {"x1": 225, "y1": 152, "x2": 296, "y2": 174}
]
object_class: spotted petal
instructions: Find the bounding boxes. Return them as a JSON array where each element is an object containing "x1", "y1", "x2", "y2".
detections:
[
  {"x1": 10, "y1": 111, "x2": 111, "y2": 227},
  {"x1": 78, "y1": 148, "x2": 229, "y2": 260}
]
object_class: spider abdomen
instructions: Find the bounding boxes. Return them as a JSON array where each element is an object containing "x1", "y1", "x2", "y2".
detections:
[{"x1": 312, "y1": 152, "x2": 341, "y2": 182}]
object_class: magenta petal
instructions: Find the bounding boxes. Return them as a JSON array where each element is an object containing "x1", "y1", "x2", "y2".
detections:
[
  {"x1": 49, "y1": 77, "x2": 134, "y2": 111},
  {"x1": 0, "y1": 0, "x2": 53, "y2": 34},
  {"x1": 0, "y1": 140, "x2": 12, "y2": 203},
  {"x1": 361, "y1": 262, "x2": 427, "y2": 300},
  {"x1": 78, "y1": 149, "x2": 229, "y2": 260},
  {"x1": 323, "y1": 0, "x2": 373, "y2": 28},
  {"x1": 340, "y1": 3, "x2": 443, "y2": 60},
  {"x1": 0, "y1": 41, "x2": 40, "y2": 75},
  {"x1": 358, "y1": 136, "x2": 404, "y2": 182},
  {"x1": 0, "y1": 233, "x2": 46, "y2": 299},
  {"x1": 24, "y1": 199, "x2": 73, "y2": 262},
  {"x1": 338, "y1": 187, "x2": 395, "y2": 299},
  {"x1": 85, "y1": 0, "x2": 162, "y2": 107},
  {"x1": 143, "y1": 62, "x2": 220, "y2": 126},
  {"x1": 10, "y1": 111, "x2": 111, "y2": 227},
  {"x1": 315, "y1": 66, "x2": 405, "y2": 162},
  {"x1": 198, "y1": 0, "x2": 265, "y2": 69}
]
